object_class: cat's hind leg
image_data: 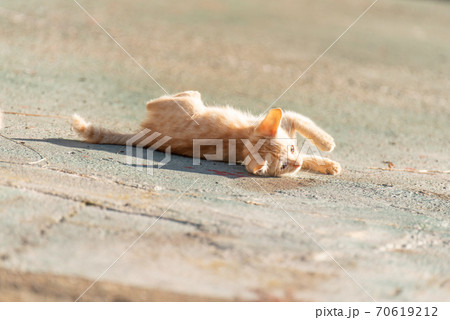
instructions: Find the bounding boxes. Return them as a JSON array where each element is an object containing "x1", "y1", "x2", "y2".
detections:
[
  {"x1": 146, "y1": 91, "x2": 205, "y2": 117},
  {"x1": 300, "y1": 155, "x2": 342, "y2": 175},
  {"x1": 173, "y1": 91, "x2": 202, "y2": 99}
]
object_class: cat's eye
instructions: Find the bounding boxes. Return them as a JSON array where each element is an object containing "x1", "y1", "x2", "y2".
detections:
[
  {"x1": 290, "y1": 145, "x2": 295, "y2": 153},
  {"x1": 281, "y1": 163, "x2": 288, "y2": 170}
]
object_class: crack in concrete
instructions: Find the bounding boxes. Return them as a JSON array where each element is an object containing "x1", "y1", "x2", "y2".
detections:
[
  {"x1": 0, "y1": 160, "x2": 156, "y2": 193},
  {"x1": 0, "y1": 182, "x2": 203, "y2": 230}
]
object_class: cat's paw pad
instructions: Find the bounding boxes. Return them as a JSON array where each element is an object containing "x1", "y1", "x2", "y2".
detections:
[{"x1": 324, "y1": 161, "x2": 342, "y2": 175}]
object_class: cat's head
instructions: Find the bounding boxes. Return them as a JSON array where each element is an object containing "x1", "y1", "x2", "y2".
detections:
[{"x1": 245, "y1": 108, "x2": 302, "y2": 176}]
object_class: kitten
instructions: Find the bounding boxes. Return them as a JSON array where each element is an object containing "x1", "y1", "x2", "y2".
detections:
[{"x1": 72, "y1": 91, "x2": 341, "y2": 176}]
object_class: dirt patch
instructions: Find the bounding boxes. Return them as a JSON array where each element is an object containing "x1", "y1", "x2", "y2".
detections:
[{"x1": 0, "y1": 267, "x2": 230, "y2": 302}]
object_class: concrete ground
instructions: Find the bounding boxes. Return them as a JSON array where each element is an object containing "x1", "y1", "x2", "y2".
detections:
[{"x1": 0, "y1": 0, "x2": 449, "y2": 301}]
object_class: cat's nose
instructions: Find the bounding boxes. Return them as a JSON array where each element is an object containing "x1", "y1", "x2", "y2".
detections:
[{"x1": 294, "y1": 161, "x2": 302, "y2": 168}]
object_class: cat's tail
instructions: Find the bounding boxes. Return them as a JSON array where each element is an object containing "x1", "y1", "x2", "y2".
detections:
[{"x1": 72, "y1": 115, "x2": 137, "y2": 145}]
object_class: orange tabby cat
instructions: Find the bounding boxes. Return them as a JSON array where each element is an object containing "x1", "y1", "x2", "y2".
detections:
[{"x1": 72, "y1": 91, "x2": 341, "y2": 176}]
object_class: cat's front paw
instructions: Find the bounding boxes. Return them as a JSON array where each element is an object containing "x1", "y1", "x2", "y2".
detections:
[
  {"x1": 324, "y1": 160, "x2": 342, "y2": 175},
  {"x1": 315, "y1": 137, "x2": 335, "y2": 152}
]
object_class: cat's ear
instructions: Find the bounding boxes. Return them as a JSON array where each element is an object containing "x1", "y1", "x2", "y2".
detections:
[
  {"x1": 256, "y1": 108, "x2": 283, "y2": 137},
  {"x1": 245, "y1": 158, "x2": 267, "y2": 175}
]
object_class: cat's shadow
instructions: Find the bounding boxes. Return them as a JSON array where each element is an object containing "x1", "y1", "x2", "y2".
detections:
[{"x1": 23, "y1": 138, "x2": 253, "y2": 179}]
